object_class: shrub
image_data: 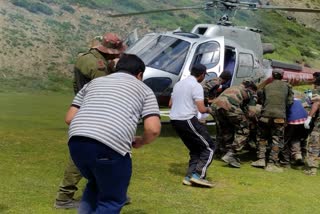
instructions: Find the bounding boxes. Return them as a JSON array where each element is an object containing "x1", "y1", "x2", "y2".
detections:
[
  {"x1": 60, "y1": 4, "x2": 75, "y2": 14},
  {"x1": 28, "y1": 2, "x2": 54, "y2": 15},
  {"x1": 0, "y1": 9, "x2": 7, "y2": 15},
  {"x1": 10, "y1": 0, "x2": 53, "y2": 15},
  {"x1": 40, "y1": 0, "x2": 56, "y2": 3}
]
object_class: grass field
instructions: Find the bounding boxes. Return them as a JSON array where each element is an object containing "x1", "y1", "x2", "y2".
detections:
[{"x1": 1, "y1": 92, "x2": 320, "y2": 214}]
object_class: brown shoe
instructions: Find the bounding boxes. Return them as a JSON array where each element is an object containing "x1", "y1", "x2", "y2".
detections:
[
  {"x1": 304, "y1": 168, "x2": 317, "y2": 176},
  {"x1": 265, "y1": 163, "x2": 283, "y2": 173},
  {"x1": 251, "y1": 159, "x2": 266, "y2": 168}
]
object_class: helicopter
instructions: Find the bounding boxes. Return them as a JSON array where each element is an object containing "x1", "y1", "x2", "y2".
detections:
[{"x1": 109, "y1": 0, "x2": 320, "y2": 106}]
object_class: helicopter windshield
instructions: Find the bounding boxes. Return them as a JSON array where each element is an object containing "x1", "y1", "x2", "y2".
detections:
[{"x1": 129, "y1": 35, "x2": 190, "y2": 75}]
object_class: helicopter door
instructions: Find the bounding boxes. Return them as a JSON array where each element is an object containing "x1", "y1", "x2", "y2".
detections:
[
  {"x1": 184, "y1": 37, "x2": 225, "y2": 80},
  {"x1": 232, "y1": 52, "x2": 254, "y2": 86}
]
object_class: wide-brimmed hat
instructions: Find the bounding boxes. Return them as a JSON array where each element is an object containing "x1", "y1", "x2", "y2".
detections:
[{"x1": 92, "y1": 33, "x2": 127, "y2": 55}]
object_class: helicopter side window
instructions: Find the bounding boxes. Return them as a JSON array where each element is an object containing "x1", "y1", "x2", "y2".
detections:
[
  {"x1": 236, "y1": 53, "x2": 254, "y2": 78},
  {"x1": 192, "y1": 42, "x2": 220, "y2": 69},
  {"x1": 128, "y1": 35, "x2": 190, "y2": 75}
]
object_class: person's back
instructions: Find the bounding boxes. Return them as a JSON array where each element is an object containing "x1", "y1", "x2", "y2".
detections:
[
  {"x1": 213, "y1": 84, "x2": 250, "y2": 112},
  {"x1": 261, "y1": 79, "x2": 292, "y2": 119},
  {"x1": 70, "y1": 72, "x2": 158, "y2": 155},
  {"x1": 73, "y1": 49, "x2": 112, "y2": 94},
  {"x1": 252, "y1": 69, "x2": 293, "y2": 172},
  {"x1": 170, "y1": 75, "x2": 203, "y2": 120}
]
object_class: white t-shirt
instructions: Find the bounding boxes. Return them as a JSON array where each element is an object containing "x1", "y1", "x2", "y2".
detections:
[{"x1": 169, "y1": 76, "x2": 204, "y2": 120}]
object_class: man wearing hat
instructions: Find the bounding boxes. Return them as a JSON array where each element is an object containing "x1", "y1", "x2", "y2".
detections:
[
  {"x1": 169, "y1": 64, "x2": 216, "y2": 188},
  {"x1": 303, "y1": 72, "x2": 320, "y2": 175},
  {"x1": 55, "y1": 33, "x2": 127, "y2": 209},
  {"x1": 251, "y1": 69, "x2": 294, "y2": 172},
  {"x1": 73, "y1": 32, "x2": 127, "y2": 94}
]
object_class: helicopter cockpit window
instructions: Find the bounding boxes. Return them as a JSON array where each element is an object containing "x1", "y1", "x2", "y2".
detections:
[
  {"x1": 192, "y1": 42, "x2": 220, "y2": 69},
  {"x1": 236, "y1": 53, "x2": 254, "y2": 78},
  {"x1": 128, "y1": 35, "x2": 190, "y2": 75}
]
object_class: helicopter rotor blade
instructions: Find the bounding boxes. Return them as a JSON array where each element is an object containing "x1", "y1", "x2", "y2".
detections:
[
  {"x1": 106, "y1": 1, "x2": 320, "y2": 18},
  {"x1": 107, "y1": 6, "x2": 205, "y2": 17},
  {"x1": 257, "y1": 5, "x2": 320, "y2": 13}
]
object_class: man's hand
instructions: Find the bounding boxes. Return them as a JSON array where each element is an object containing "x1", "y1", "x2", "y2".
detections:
[
  {"x1": 304, "y1": 116, "x2": 312, "y2": 129},
  {"x1": 132, "y1": 136, "x2": 144, "y2": 149}
]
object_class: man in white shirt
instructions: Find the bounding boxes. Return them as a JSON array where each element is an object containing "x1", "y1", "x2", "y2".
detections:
[{"x1": 169, "y1": 64, "x2": 215, "y2": 188}]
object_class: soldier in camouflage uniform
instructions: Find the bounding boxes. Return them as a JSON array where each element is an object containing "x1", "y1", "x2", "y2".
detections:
[
  {"x1": 54, "y1": 33, "x2": 126, "y2": 209},
  {"x1": 303, "y1": 72, "x2": 320, "y2": 176},
  {"x1": 202, "y1": 71, "x2": 232, "y2": 103},
  {"x1": 251, "y1": 69, "x2": 294, "y2": 172},
  {"x1": 201, "y1": 71, "x2": 231, "y2": 152},
  {"x1": 212, "y1": 80, "x2": 257, "y2": 168}
]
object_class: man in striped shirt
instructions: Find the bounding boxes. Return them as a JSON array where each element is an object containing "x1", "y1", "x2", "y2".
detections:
[{"x1": 65, "y1": 54, "x2": 161, "y2": 213}]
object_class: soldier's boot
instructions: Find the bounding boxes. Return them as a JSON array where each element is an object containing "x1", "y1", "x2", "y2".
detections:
[
  {"x1": 304, "y1": 167, "x2": 317, "y2": 176},
  {"x1": 221, "y1": 151, "x2": 241, "y2": 168},
  {"x1": 265, "y1": 163, "x2": 284, "y2": 173},
  {"x1": 251, "y1": 159, "x2": 266, "y2": 168}
]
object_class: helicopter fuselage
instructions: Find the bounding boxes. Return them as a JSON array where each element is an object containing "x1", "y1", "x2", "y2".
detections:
[
  {"x1": 126, "y1": 24, "x2": 267, "y2": 106},
  {"x1": 126, "y1": 23, "x2": 316, "y2": 106}
]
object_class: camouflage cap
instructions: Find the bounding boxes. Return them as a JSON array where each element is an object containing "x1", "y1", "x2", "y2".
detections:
[{"x1": 92, "y1": 33, "x2": 127, "y2": 55}]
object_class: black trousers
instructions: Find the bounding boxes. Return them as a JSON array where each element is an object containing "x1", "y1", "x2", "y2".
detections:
[{"x1": 171, "y1": 117, "x2": 215, "y2": 179}]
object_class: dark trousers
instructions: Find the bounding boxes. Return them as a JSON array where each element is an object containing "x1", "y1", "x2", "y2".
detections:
[
  {"x1": 171, "y1": 117, "x2": 215, "y2": 178},
  {"x1": 69, "y1": 136, "x2": 131, "y2": 214},
  {"x1": 281, "y1": 124, "x2": 308, "y2": 163}
]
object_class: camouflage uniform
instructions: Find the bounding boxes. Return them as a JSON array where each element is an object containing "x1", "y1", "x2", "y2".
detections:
[
  {"x1": 212, "y1": 84, "x2": 257, "y2": 167},
  {"x1": 202, "y1": 77, "x2": 223, "y2": 101},
  {"x1": 305, "y1": 87, "x2": 320, "y2": 175},
  {"x1": 255, "y1": 79, "x2": 294, "y2": 169}
]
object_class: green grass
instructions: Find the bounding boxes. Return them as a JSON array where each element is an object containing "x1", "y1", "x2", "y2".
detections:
[{"x1": 1, "y1": 92, "x2": 320, "y2": 213}]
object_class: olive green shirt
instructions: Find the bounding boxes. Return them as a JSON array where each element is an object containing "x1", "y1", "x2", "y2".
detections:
[
  {"x1": 260, "y1": 80, "x2": 294, "y2": 119},
  {"x1": 73, "y1": 49, "x2": 111, "y2": 93}
]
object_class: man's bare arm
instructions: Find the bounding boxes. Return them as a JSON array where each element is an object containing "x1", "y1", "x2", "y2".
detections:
[
  {"x1": 133, "y1": 115, "x2": 161, "y2": 148},
  {"x1": 65, "y1": 106, "x2": 79, "y2": 125},
  {"x1": 195, "y1": 100, "x2": 212, "y2": 114}
]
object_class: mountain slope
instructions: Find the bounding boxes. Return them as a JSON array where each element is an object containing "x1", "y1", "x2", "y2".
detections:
[{"x1": 0, "y1": 0, "x2": 319, "y2": 91}]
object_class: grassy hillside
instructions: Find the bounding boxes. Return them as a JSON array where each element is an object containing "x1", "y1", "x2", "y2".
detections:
[{"x1": 0, "y1": 0, "x2": 320, "y2": 92}]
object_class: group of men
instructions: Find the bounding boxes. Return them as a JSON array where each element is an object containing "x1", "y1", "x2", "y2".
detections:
[
  {"x1": 170, "y1": 62, "x2": 320, "y2": 188},
  {"x1": 53, "y1": 31, "x2": 320, "y2": 213}
]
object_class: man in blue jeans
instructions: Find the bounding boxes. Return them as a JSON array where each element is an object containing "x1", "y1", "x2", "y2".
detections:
[{"x1": 65, "y1": 54, "x2": 161, "y2": 213}]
